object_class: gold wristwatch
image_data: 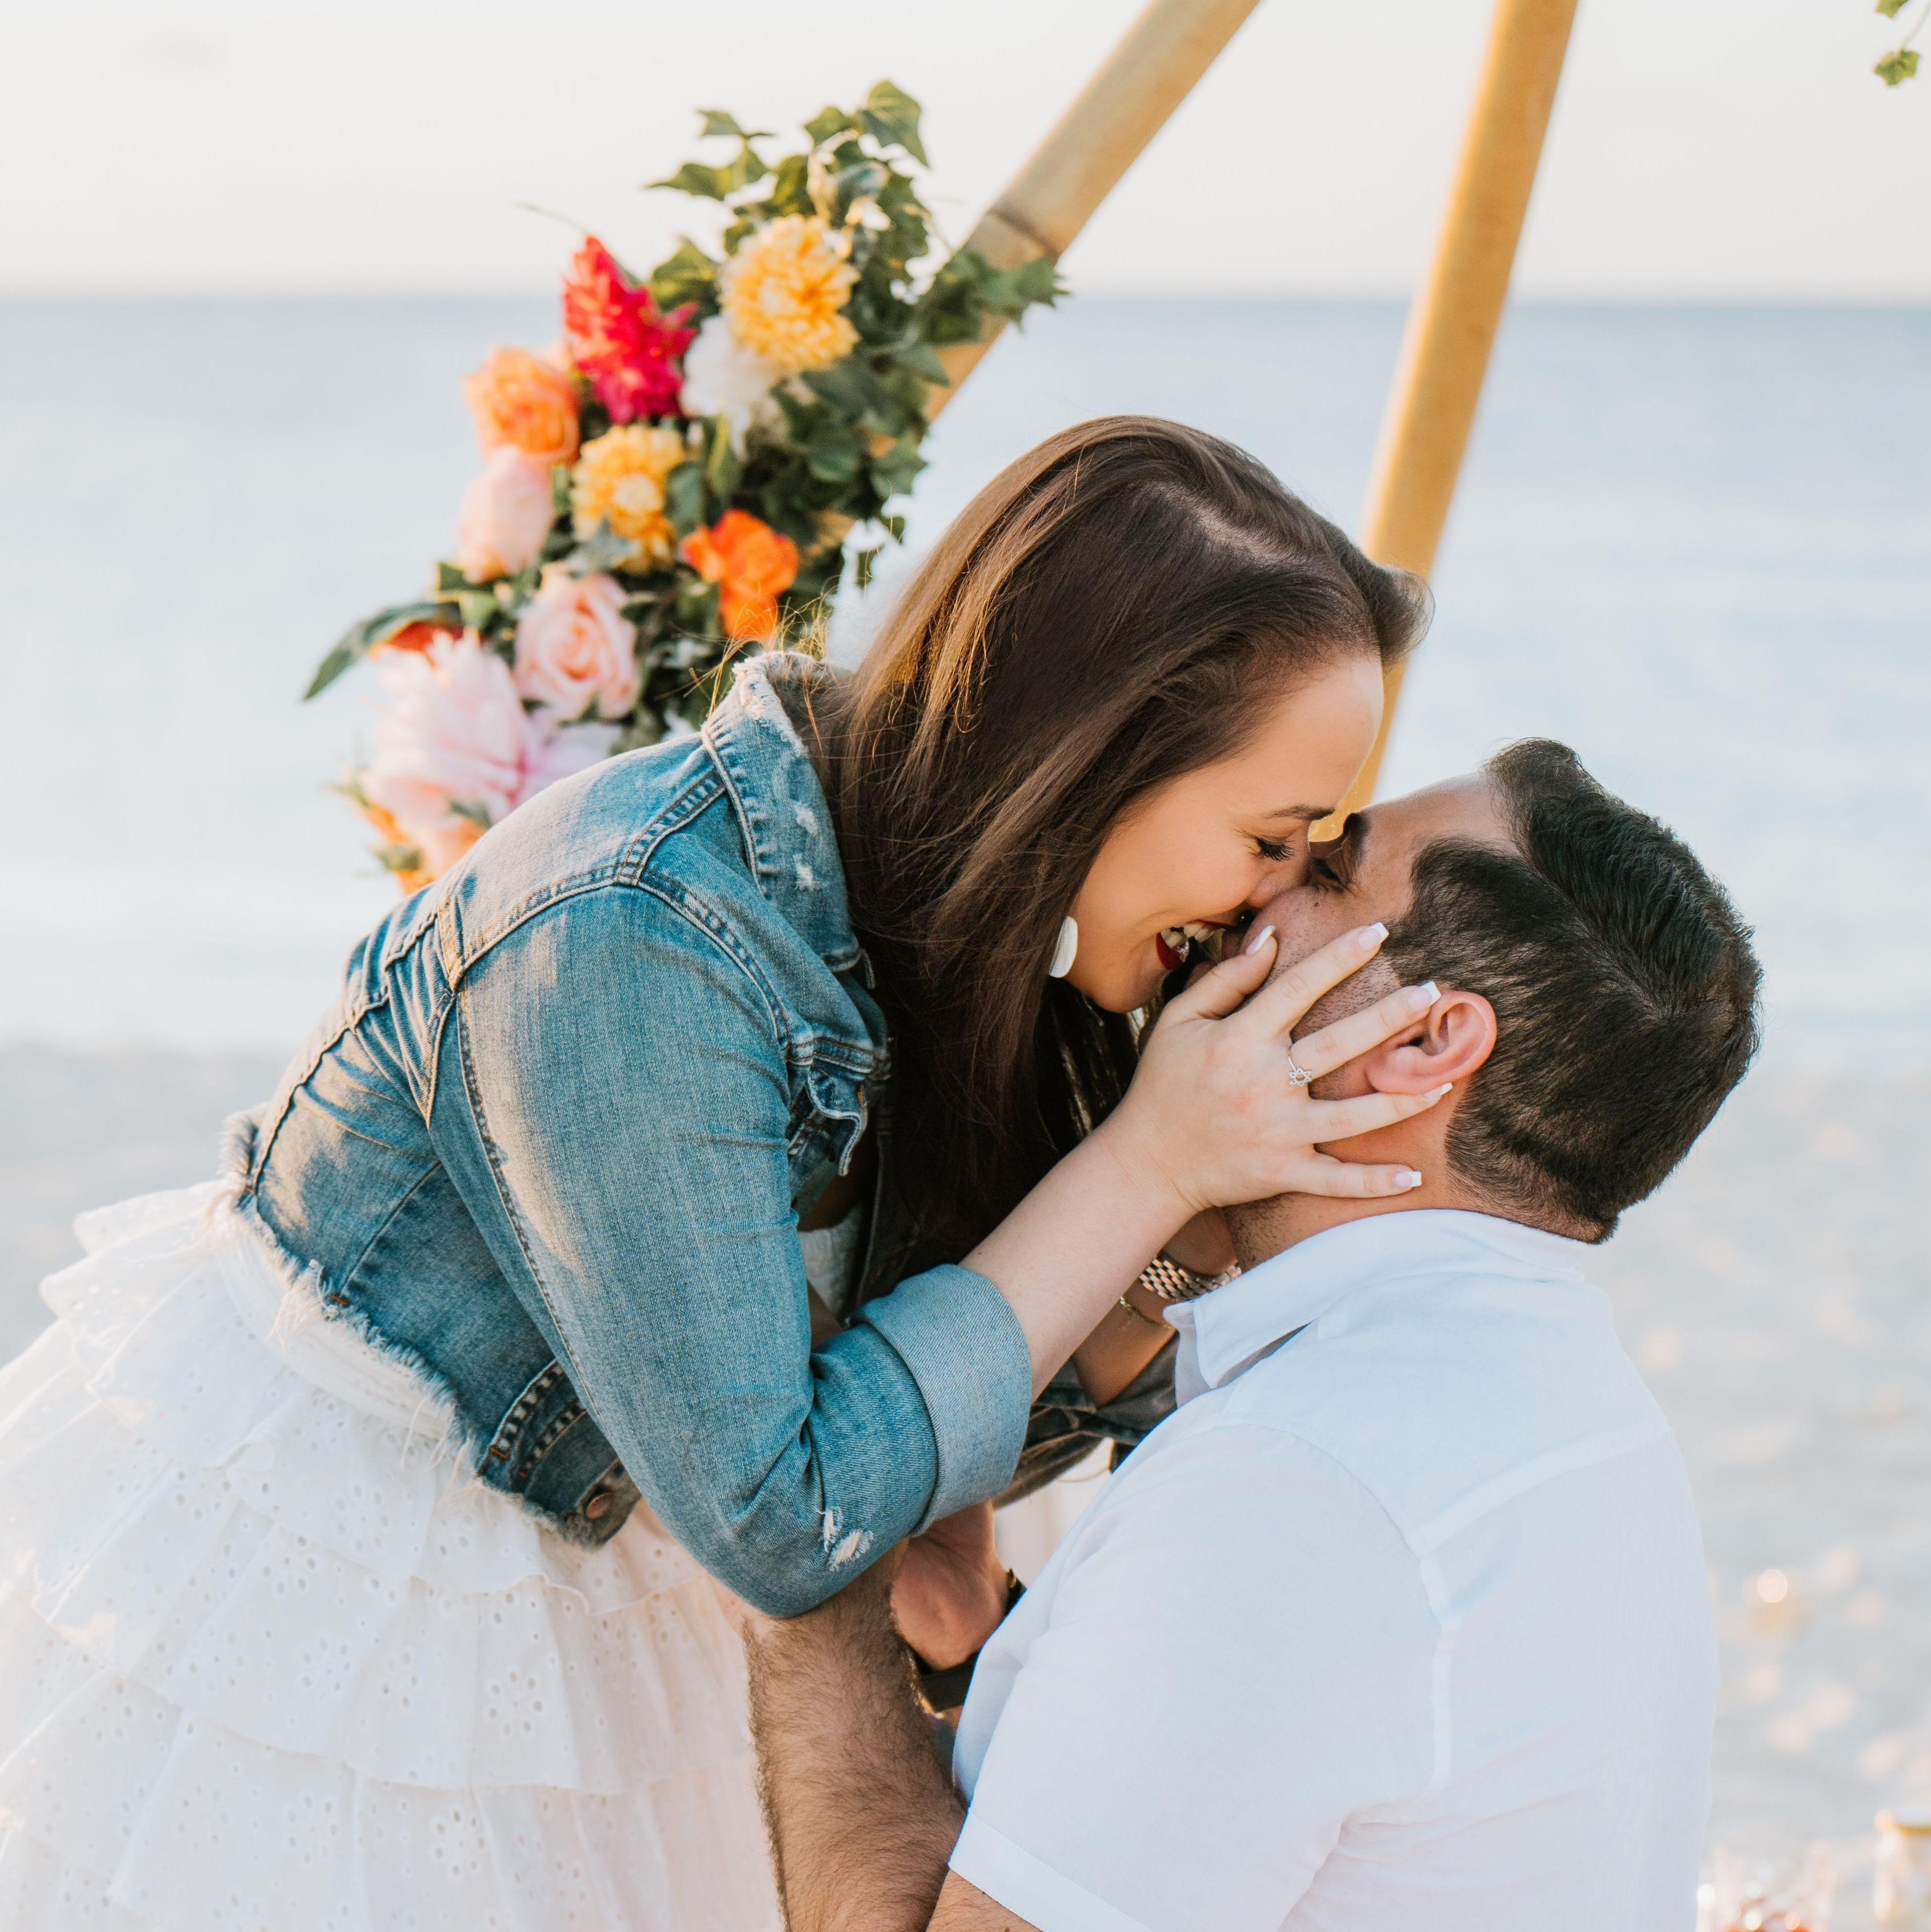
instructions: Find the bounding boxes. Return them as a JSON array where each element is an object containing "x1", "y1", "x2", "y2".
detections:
[{"x1": 1137, "y1": 1253, "x2": 1239, "y2": 1303}]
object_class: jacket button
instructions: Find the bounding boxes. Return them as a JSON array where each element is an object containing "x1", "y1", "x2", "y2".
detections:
[{"x1": 583, "y1": 1492, "x2": 612, "y2": 1520}]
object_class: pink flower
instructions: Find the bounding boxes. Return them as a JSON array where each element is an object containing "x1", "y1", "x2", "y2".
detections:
[
  {"x1": 456, "y1": 448, "x2": 556, "y2": 582},
  {"x1": 524, "y1": 709, "x2": 619, "y2": 797},
  {"x1": 561, "y1": 237, "x2": 696, "y2": 424},
  {"x1": 512, "y1": 568, "x2": 641, "y2": 721},
  {"x1": 361, "y1": 633, "x2": 615, "y2": 879}
]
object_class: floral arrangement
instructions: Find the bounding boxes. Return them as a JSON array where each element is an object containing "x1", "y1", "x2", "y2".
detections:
[{"x1": 308, "y1": 82, "x2": 1060, "y2": 890}]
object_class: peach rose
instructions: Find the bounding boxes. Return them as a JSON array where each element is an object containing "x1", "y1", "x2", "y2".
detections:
[
  {"x1": 463, "y1": 347, "x2": 581, "y2": 467},
  {"x1": 679, "y1": 509, "x2": 801, "y2": 643},
  {"x1": 457, "y1": 448, "x2": 556, "y2": 582},
  {"x1": 512, "y1": 568, "x2": 641, "y2": 721}
]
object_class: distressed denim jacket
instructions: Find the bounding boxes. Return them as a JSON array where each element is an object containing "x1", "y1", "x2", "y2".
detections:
[{"x1": 241, "y1": 654, "x2": 1173, "y2": 1617}]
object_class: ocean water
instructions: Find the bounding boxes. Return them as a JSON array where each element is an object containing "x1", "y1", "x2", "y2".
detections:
[{"x1": 1, "y1": 297, "x2": 1926, "y2": 1062}]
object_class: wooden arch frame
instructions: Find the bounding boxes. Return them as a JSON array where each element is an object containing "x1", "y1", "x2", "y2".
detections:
[{"x1": 927, "y1": 0, "x2": 1580, "y2": 819}]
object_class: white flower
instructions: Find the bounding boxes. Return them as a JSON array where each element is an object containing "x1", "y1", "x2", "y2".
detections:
[{"x1": 678, "y1": 313, "x2": 783, "y2": 451}]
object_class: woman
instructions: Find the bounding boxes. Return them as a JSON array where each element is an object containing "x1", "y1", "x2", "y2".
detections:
[{"x1": 0, "y1": 418, "x2": 1435, "y2": 1929}]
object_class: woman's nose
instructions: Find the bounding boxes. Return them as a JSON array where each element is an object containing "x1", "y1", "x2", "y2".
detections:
[{"x1": 1246, "y1": 852, "x2": 1306, "y2": 907}]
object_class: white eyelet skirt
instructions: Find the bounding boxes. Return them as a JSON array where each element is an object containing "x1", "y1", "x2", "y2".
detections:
[{"x1": 0, "y1": 1182, "x2": 782, "y2": 1931}]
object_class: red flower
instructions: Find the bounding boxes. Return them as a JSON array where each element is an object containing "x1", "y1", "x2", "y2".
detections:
[{"x1": 562, "y1": 238, "x2": 696, "y2": 424}]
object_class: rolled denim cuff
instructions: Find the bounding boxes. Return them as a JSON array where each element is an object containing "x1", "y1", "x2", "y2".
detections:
[{"x1": 855, "y1": 1263, "x2": 1032, "y2": 1530}]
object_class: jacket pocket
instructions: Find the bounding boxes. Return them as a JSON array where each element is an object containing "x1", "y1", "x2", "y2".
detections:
[{"x1": 787, "y1": 1059, "x2": 871, "y2": 1176}]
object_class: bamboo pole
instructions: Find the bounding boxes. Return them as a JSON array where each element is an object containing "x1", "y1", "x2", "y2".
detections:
[
  {"x1": 1334, "y1": 0, "x2": 1579, "y2": 818},
  {"x1": 925, "y1": 0, "x2": 1269, "y2": 417}
]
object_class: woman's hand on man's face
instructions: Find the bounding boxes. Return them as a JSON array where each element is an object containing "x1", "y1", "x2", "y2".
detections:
[{"x1": 1098, "y1": 922, "x2": 1451, "y2": 1219}]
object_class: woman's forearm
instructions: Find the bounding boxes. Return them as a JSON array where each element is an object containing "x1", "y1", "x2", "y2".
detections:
[
  {"x1": 964, "y1": 1121, "x2": 1189, "y2": 1395},
  {"x1": 1070, "y1": 1277, "x2": 1175, "y2": 1407}
]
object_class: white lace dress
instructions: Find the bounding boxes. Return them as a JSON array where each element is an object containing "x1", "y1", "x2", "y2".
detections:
[{"x1": 0, "y1": 1180, "x2": 809, "y2": 1931}]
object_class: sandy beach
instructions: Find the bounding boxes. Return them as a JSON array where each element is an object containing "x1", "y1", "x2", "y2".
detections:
[{"x1": 3, "y1": 1044, "x2": 1923, "y2": 1921}]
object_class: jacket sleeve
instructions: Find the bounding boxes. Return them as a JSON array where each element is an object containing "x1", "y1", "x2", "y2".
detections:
[{"x1": 433, "y1": 883, "x2": 1033, "y2": 1616}]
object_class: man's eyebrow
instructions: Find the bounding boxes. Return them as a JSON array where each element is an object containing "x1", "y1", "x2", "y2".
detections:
[{"x1": 1337, "y1": 810, "x2": 1371, "y2": 864}]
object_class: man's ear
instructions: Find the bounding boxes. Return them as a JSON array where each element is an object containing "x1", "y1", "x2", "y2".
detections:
[{"x1": 1360, "y1": 988, "x2": 1497, "y2": 1094}]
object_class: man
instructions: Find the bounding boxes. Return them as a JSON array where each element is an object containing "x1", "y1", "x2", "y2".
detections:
[{"x1": 744, "y1": 740, "x2": 1761, "y2": 1932}]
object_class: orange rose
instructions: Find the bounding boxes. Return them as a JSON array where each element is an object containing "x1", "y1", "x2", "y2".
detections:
[
  {"x1": 356, "y1": 797, "x2": 466, "y2": 892},
  {"x1": 679, "y1": 509, "x2": 801, "y2": 644},
  {"x1": 462, "y1": 347, "x2": 580, "y2": 467},
  {"x1": 379, "y1": 618, "x2": 460, "y2": 657}
]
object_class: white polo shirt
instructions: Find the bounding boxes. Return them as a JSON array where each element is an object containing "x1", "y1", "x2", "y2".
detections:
[{"x1": 951, "y1": 1210, "x2": 1716, "y2": 1932}]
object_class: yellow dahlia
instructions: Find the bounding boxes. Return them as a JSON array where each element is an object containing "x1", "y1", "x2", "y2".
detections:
[
  {"x1": 721, "y1": 216, "x2": 859, "y2": 376},
  {"x1": 570, "y1": 423, "x2": 686, "y2": 570}
]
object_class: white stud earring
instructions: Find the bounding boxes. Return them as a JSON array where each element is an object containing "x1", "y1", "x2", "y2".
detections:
[{"x1": 1049, "y1": 916, "x2": 1079, "y2": 980}]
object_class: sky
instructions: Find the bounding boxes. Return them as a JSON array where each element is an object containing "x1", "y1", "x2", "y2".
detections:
[{"x1": 3, "y1": 0, "x2": 1927, "y2": 301}]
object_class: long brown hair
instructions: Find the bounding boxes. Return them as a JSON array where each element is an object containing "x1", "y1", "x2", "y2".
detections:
[{"x1": 816, "y1": 417, "x2": 1428, "y2": 1259}]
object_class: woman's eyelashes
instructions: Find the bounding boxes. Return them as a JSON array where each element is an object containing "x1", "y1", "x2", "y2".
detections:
[{"x1": 1253, "y1": 835, "x2": 1295, "y2": 864}]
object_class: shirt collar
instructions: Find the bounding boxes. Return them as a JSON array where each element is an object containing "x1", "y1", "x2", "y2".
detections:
[
  {"x1": 1166, "y1": 1209, "x2": 1595, "y2": 1405},
  {"x1": 701, "y1": 653, "x2": 859, "y2": 973}
]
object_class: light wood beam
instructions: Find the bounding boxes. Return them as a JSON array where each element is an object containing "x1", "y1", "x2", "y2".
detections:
[
  {"x1": 925, "y1": 0, "x2": 1270, "y2": 417},
  {"x1": 1336, "y1": 0, "x2": 1580, "y2": 819}
]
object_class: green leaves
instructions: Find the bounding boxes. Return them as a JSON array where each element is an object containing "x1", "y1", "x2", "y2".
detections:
[
  {"x1": 856, "y1": 81, "x2": 927, "y2": 164},
  {"x1": 805, "y1": 435, "x2": 866, "y2": 484},
  {"x1": 984, "y1": 254, "x2": 1068, "y2": 320},
  {"x1": 1871, "y1": 0, "x2": 1924, "y2": 81},
  {"x1": 804, "y1": 106, "x2": 858, "y2": 147},
  {"x1": 765, "y1": 153, "x2": 815, "y2": 218},
  {"x1": 868, "y1": 437, "x2": 926, "y2": 498},
  {"x1": 649, "y1": 239, "x2": 718, "y2": 311},
  {"x1": 563, "y1": 523, "x2": 638, "y2": 575},
  {"x1": 650, "y1": 150, "x2": 768, "y2": 201},
  {"x1": 305, "y1": 601, "x2": 457, "y2": 700},
  {"x1": 702, "y1": 415, "x2": 742, "y2": 507},
  {"x1": 698, "y1": 108, "x2": 773, "y2": 142},
  {"x1": 820, "y1": 157, "x2": 891, "y2": 228},
  {"x1": 664, "y1": 461, "x2": 707, "y2": 539},
  {"x1": 650, "y1": 112, "x2": 775, "y2": 202}
]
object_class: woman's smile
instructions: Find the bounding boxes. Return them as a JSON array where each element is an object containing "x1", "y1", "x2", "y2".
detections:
[{"x1": 1154, "y1": 920, "x2": 1234, "y2": 973}]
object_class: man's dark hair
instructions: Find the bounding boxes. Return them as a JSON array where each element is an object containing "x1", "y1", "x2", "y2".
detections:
[{"x1": 1386, "y1": 740, "x2": 1761, "y2": 1240}]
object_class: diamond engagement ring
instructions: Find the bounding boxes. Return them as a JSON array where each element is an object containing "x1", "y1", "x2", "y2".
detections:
[{"x1": 1286, "y1": 1045, "x2": 1315, "y2": 1087}]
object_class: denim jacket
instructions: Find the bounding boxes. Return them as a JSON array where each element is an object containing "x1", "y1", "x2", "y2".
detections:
[{"x1": 242, "y1": 654, "x2": 1173, "y2": 1616}]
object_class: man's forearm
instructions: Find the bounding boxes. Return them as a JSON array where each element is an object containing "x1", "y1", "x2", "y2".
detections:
[{"x1": 745, "y1": 1567, "x2": 967, "y2": 1932}]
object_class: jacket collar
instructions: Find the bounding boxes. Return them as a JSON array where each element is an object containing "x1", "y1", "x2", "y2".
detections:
[
  {"x1": 1166, "y1": 1209, "x2": 1594, "y2": 1404},
  {"x1": 702, "y1": 653, "x2": 860, "y2": 974}
]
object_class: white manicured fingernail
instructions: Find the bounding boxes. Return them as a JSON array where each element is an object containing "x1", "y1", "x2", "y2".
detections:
[
  {"x1": 1430, "y1": 1083, "x2": 1453, "y2": 1098},
  {"x1": 1407, "y1": 981, "x2": 1439, "y2": 1012},
  {"x1": 1243, "y1": 924, "x2": 1275, "y2": 956},
  {"x1": 1358, "y1": 922, "x2": 1388, "y2": 950},
  {"x1": 1397, "y1": 1170, "x2": 1424, "y2": 1190}
]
